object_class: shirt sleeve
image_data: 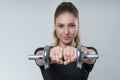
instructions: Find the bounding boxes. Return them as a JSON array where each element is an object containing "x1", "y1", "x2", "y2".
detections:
[{"x1": 82, "y1": 47, "x2": 98, "y2": 73}]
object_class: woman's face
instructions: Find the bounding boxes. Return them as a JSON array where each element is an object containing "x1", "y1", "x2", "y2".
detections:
[{"x1": 55, "y1": 12, "x2": 79, "y2": 45}]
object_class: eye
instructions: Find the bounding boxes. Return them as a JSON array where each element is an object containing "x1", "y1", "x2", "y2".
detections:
[
  {"x1": 57, "y1": 24, "x2": 64, "y2": 28},
  {"x1": 69, "y1": 24, "x2": 76, "y2": 28}
]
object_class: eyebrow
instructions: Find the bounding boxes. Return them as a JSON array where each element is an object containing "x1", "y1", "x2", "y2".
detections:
[{"x1": 56, "y1": 22, "x2": 76, "y2": 25}]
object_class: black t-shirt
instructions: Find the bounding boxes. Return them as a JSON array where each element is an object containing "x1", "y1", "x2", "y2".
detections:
[{"x1": 34, "y1": 46, "x2": 97, "y2": 80}]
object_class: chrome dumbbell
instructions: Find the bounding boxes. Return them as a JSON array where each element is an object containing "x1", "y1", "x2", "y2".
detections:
[
  {"x1": 29, "y1": 45, "x2": 50, "y2": 69},
  {"x1": 29, "y1": 45, "x2": 99, "y2": 69}
]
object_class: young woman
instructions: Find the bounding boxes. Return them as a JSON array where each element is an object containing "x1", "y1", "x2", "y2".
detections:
[{"x1": 34, "y1": 2, "x2": 97, "y2": 80}]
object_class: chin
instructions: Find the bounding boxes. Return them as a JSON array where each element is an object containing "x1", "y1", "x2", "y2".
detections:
[{"x1": 62, "y1": 40, "x2": 72, "y2": 45}]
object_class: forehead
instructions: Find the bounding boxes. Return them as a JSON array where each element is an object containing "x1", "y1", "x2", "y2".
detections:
[{"x1": 55, "y1": 12, "x2": 78, "y2": 24}]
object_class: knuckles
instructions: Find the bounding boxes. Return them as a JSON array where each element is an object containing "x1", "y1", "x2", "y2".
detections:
[
  {"x1": 50, "y1": 46, "x2": 78, "y2": 65},
  {"x1": 49, "y1": 46, "x2": 95, "y2": 65}
]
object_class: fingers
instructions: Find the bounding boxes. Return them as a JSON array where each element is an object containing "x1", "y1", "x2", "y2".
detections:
[
  {"x1": 84, "y1": 49, "x2": 96, "y2": 64},
  {"x1": 50, "y1": 46, "x2": 78, "y2": 65},
  {"x1": 50, "y1": 45, "x2": 96, "y2": 65},
  {"x1": 63, "y1": 47, "x2": 70, "y2": 65},
  {"x1": 50, "y1": 47, "x2": 63, "y2": 64},
  {"x1": 63, "y1": 46, "x2": 77, "y2": 65},
  {"x1": 81, "y1": 46, "x2": 88, "y2": 54},
  {"x1": 56, "y1": 47, "x2": 63, "y2": 64},
  {"x1": 71, "y1": 48, "x2": 77, "y2": 62},
  {"x1": 88, "y1": 49, "x2": 96, "y2": 54},
  {"x1": 50, "y1": 48, "x2": 56, "y2": 63}
]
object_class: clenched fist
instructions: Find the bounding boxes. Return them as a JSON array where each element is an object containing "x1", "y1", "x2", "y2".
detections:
[{"x1": 50, "y1": 46, "x2": 96, "y2": 65}]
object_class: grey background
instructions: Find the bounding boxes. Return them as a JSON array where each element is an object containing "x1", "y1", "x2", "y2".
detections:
[{"x1": 0, "y1": 0, "x2": 120, "y2": 80}]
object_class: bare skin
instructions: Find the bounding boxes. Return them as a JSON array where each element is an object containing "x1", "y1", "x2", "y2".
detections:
[{"x1": 35, "y1": 12, "x2": 96, "y2": 66}]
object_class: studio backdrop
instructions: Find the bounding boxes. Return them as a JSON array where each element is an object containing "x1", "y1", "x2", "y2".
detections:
[{"x1": 0, "y1": 0, "x2": 120, "y2": 80}]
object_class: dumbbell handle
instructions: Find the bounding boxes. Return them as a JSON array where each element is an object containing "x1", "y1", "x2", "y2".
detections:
[
  {"x1": 29, "y1": 54, "x2": 99, "y2": 60},
  {"x1": 82, "y1": 54, "x2": 99, "y2": 59},
  {"x1": 28, "y1": 55, "x2": 43, "y2": 60}
]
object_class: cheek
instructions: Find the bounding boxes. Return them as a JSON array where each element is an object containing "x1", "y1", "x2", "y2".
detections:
[
  {"x1": 71, "y1": 29, "x2": 78, "y2": 36},
  {"x1": 56, "y1": 29, "x2": 63, "y2": 37}
]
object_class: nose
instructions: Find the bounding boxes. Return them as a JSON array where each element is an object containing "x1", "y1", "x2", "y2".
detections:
[{"x1": 64, "y1": 27, "x2": 69, "y2": 35}]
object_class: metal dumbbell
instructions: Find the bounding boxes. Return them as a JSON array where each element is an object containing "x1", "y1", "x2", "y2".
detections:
[
  {"x1": 29, "y1": 45, "x2": 50, "y2": 69},
  {"x1": 28, "y1": 45, "x2": 99, "y2": 69},
  {"x1": 76, "y1": 45, "x2": 99, "y2": 68}
]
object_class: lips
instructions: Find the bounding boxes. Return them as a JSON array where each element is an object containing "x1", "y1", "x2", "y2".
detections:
[{"x1": 63, "y1": 36, "x2": 71, "y2": 40}]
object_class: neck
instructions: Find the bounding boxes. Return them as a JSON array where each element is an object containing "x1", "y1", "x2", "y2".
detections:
[{"x1": 58, "y1": 41, "x2": 76, "y2": 48}]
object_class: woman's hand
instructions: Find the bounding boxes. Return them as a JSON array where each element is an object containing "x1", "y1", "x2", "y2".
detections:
[
  {"x1": 62, "y1": 46, "x2": 96, "y2": 65},
  {"x1": 63, "y1": 46, "x2": 77, "y2": 65},
  {"x1": 50, "y1": 46, "x2": 96, "y2": 65},
  {"x1": 81, "y1": 46, "x2": 96, "y2": 64},
  {"x1": 50, "y1": 46, "x2": 63, "y2": 64},
  {"x1": 50, "y1": 46, "x2": 77, "y2": 65}
]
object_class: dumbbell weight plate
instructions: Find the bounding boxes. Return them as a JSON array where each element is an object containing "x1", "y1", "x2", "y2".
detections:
[
  {"x1": 76, "y1": 44, "x2": 99, "y2": 69},
  {"x1": 28, "y1": 45, "x2": 50, "y2": 69},
  {"x1": 43, "y1": 45, "x2": 50, "y2": 69},
  {"x1": 76, "y1": 44, "x2": 83, "y2": 68}
]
